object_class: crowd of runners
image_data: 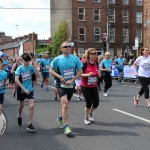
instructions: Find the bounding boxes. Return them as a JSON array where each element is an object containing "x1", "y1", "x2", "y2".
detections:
[{"x1": 0, "y1": 41, "x2": 150, "y2": 135}]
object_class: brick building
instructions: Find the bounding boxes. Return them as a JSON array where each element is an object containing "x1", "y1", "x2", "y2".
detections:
[
  {"x1": 50, "y1": 0, "x2": 143, "y2": 57},
  {"x1": 0, "y1": 32, "x2": 12, "y2": 43},
  {"x1": 144, "y1": 0, "x2": 150, "y2": 48},
  {"x1": 0, "y1": 32, "x2": 37, "y2": 57}
]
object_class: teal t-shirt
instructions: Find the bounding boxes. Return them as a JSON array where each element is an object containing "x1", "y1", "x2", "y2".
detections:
[
  {"x1": 3, "y1": 60, "x2": 9, "y2": 71},
  {"x1": 15, "y1": 65, "x2": 36, "y2": 93},
  {"x1": 40, "y1": 58, "x2": 51, "y2": 72},
  {"x1": 115, "y1": 58, "x2": 125, "y2": 69},
  {"x1": 0, "y1": 70, "x2": 7, "y2": 94},
  {"x1": 51, "y1": 54, "x2": 83, "y2": 85}
]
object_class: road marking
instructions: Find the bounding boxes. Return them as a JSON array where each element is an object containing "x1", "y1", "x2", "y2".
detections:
[
  {"x1": 112, "y1": 83, "x2": 141, "y2": 89},
  {"x1": 37, "y1": 82, "x2": 79, "y2": 98},
  {"x1": 113, "y1": 108, "x2": 150, "y2": 123}
]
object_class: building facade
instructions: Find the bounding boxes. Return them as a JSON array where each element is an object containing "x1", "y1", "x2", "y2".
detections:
[
  {"x1": 51, "y1": 0, "x2": 143, "y2": 57},
  {"x1": 0, "y1": 32, "x2": 37, "y2": 57},
  {"x1": 0, "y1": 32, "x2": 12, "y2": 44},
  {"x1": 144, "y1": 0, "x2": 150, "y2": 48}
]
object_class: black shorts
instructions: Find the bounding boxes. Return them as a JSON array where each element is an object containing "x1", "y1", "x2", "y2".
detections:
[
  {"x1": 0, "y1": 93, "x2": 4, "y2": 104},
  {"x1": 17, "y1": 91, "x2": 34, "y2": 101},
  {"x1": 117, "y1": 68, "x2": 123, "y2": 73},
  {"x1": 58, "y1": 87, "x2": 74, "y2": 101}
]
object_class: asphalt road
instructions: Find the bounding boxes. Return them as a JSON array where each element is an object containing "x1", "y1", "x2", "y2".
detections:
[{"x1": 1, "y1": 77, "x2": 150, "y2": 150}]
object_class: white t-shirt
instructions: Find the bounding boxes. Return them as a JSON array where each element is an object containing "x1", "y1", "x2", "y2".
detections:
[{"x1": 135, "y1": 56, "x2": 150, "y2": 78}]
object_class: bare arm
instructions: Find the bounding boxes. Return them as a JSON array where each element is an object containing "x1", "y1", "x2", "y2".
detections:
[
  {"x1": 133, "y1": 62, "x2": 138, "y2": 76},
  {"x1": 100, "y1": 66, "x2": 109, "y2": 71}
]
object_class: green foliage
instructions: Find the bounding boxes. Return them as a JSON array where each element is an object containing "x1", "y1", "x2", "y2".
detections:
[{"x1": 52, "y1": 21, "x2": 67, "y2": 57}]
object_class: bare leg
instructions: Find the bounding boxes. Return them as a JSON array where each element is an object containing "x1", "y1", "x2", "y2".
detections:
[
  {"x1": 28, "y1": 99, "x2": 34, "y2": 125},
  {"x1": 18, "y1": 101, "x2": 24, "y2": 117}
]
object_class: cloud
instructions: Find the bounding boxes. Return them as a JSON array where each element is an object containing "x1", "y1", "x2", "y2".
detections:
[{"x1": 0, "y1": 0, "x2": 50, "y2": 23}]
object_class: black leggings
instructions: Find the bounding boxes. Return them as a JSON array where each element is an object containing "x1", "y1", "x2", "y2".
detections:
[
  {"x1": 81, "y1": 86, "x2": 99, "y2": 109},
  {"x1": 103, "y1": 75, "x2": 112, "y2": 93},
  {"x1": 8, "y1": 74, "x2": 13, "y2": 84},
  {"x1": 138, "y1": 77, "x2": 150, "y2": 99}
]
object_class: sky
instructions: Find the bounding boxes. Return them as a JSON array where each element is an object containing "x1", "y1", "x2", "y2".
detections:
[{"x1": 0, "y1": 0, "x2": 50, "y2": 40}]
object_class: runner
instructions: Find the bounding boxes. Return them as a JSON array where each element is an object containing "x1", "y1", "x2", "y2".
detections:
[
  {"x1": 2, "y1": 56, "x2": 9, "y2": 73},
  {"x1": 80, "y1": 48, "x2": 100, "y2": 125},
  {"x1": 0, "y1": 58, "x2": 8, "y2": 110},
  {"x1": 11, "y1": 56, "x2": 21, "y2": 98},
  {"x1": 100, "y1": 52, "x2": 112, "y2": 97},
  {"x1": 40, "y1": 54, "x2": 51, "y2": 91},
  {"x1": 15, "y1": 53, "x2": 40, "y2": 132},
  {"x1": 7, "y1": 58, "x2": 14, "y2": 88},
  {"x1": 50, "y1": 41, "x2": 82, "y2": 135},
  {"x1": 133, "y1": 47, "x2": 150, "y2": 111},
  {"x1": 115, "y1": 54, "x2": 125, "y2": 84}
]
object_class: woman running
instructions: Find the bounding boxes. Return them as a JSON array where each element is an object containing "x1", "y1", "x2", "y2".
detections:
[
  {"x1": 133, "y1": 47, "x2": 150, "y2": 111},
  {"x1": 11, "y1": 56, "x2": 22, "y2": 98},
  {"x1": 100, "y1": 52, "x2": 112, "y2": 97},
  {"x1": 81, "y1": 48, "x2": 100, "y2": 125}
]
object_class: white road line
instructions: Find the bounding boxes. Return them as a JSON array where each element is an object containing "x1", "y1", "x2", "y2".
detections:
[
  {"x1": 37, "y1": 82, "x2": 79, "y2": 98},
  {"x1": 113, "y1": 108, "x2": 150, "y2": 123},
  {"x1": 112, "y1": 83, "x2": 141, "y2": 89}
]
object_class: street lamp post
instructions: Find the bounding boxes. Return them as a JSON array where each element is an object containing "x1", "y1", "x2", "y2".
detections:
[
  {"x1": 106, "y1": 0, "x2": 109, "y2": 52},
  {"x1": 15, "y1": 25, "x2": 19, "y2": 56}
]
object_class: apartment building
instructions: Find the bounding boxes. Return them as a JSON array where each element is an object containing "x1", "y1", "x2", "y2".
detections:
[
  {"x1": 144, "y1": 0, "x2": 150, "y2": 48},
  {"x1": 50, "y1": 0, "x2": 143, "y2": 57}
]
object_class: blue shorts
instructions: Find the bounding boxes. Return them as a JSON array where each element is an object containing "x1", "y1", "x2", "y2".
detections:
[
  {"x1": 42, "y1": 72, "x2": 49, "y2": 78},
  {"x1": 17, "y1": 91, "x2": 34, "y2": 101},
  {"x1": 0, "y1": 93, "x2": 4, "y2": 104}
]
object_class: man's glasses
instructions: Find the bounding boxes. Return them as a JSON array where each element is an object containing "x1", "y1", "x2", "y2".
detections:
[
  {"x1": 62, "y1": 46, "x2": 71, "y2": 48},
  {"x1": 90, "y1": 53, "x2": 96, "y2": 55}
]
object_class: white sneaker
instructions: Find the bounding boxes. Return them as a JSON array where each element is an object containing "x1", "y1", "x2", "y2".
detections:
[
  {"x1": 88, "y1": 114, "x2": 94, "y2": 122},
  {"x1": 103, "y1": 93, "x2": 108, "y2": 97},
  {"x1": 84, "y1": 118, "x2": 91, "y2": 125}
]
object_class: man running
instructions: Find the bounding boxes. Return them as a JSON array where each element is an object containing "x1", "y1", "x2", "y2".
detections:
[
  {"x1": 40, "y1": 54, "x2": 51, "y2": 91},
  {"x1": 15, "y1": 53, "x2": 40, "y2": 132},
  {"x1": 115, "y1": 54, "x2": 125, "y2": 83},
  {"x1": 50, "y1": 41, "x2": 82, "y2": 135}
]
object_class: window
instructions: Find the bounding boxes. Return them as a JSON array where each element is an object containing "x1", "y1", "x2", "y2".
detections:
[
  {"x1": 93, "y1": 0, "x2": 100, "y2": 2},
  {"x1": 78, "y1": 27, "x2": 86, "y2": 42},
  {"x1": 109, "y1": 10, "x2": 115, "y2": 22},
  {"x1": 109, "y1": 28, "x2": 115, "y2": 42},
  {"x1": 94, "y1": 28, "x2": 101, "y2": 42},
  {"x1": 122, "y1": 11, "x2": 129, "y2": 23},
  {"x1": 94, "y1": 9, "x2": 100, "y2": 22},
  {"x1": 117, "y1": 48, "x2": 122, "y2": 56},
  {"x1": 109, "y1": 48, "x2": 114, "y2": 58},
  {"x1": 136, "y1": 29, "x2": 142, "y2": 43},
  {"x1": 136, "y1": 12, "x2": 142, "y2": 23},
  {"x1": 123, "y1": 29, "x2": 129, "y2": 43},
  {"x1": 109, "y1": 0, "x2": 115, "y2": 3},
  {"x1": 123, "y1": 0, "x2": 129, "y2": 5},
  {"x1": 78, "y1": 48, "x2": 84, "y2": 57},
  {"x1": 78, "y1": 8, "x2": 85, "y2": 21},
  {"x1": 136, "y1": 0, "x2": 142, "y2": 6}
]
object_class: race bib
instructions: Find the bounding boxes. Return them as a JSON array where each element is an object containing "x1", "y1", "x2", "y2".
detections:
[
  {"x1": 0, "y1": 110, "x2": 7, "y2": 138},
  {"x1": 119, "y1": 62, "x2": 123, "y2": 65},
  {"x1": 88, "y1": 77, "x2": 97, "y2": 85},
  {"x1": 63, "y1": 68, "x2": 74, "y2": 80},
  {"x1": 21, "y1": 71, "x2": 31, "y2": 81},
  {"x1": 45, "y1": 65, "x2": 49, "y2": 69},
  {"x1": 0, "y1": 80, "x2": 4, "y2": 90}
]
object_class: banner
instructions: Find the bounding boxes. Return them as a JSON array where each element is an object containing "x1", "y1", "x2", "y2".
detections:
[{"x1": 111, "y1": 65, "x2": 138, "y2": 79}]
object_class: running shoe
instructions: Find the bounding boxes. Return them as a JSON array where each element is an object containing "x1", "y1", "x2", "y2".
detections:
[
  {"x1": 46, "y1": 87, "x2": 49, "y2": 91},
  {"x1": 27, "y1": 123, "x2": 36, "y2": 132},
  {"x1": 148, "y1": 106, "x2": 150, "y2": 112},
  {"x1": 17, "y1": 113, "x2": 22, "y2": 126},
  {"x1": 134, "y1": 96, "x2": 139, "y2": 106},
  {"x1": 41, "y1": 84, "x2": 43, "y2": 88},
  {"x1": 78, "y1": 97, "x2": 82, "y2": 101},
  {"x1": 57, "y1": 116, "x2": 63, "y2": 128},
  {"x1": 88, "y1": 113, "x2": 94, "y2": 122},
  {"x1": 54, "y1": 96, "x2": 58, "y2": 101},
  {"x1": 13, "y1": 91, "x2": 16, "y2": 98},
  {"x1": 84, "y1": 118, "x2": 91, "y2": 125},
  {"x1": 64, "y1": 125, "x2": 72, "y2": 135},
  {"x1": 103, "y1": 93, "x2": 108, "y2": 97}
]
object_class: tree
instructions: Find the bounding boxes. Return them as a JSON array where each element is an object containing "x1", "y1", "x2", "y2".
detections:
[{"x1": 52, "y1": 21, "x2": 67, "y2": 57}]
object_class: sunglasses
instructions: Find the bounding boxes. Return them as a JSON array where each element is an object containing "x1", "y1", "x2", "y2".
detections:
[
  {"x1": 62, "y1": 46, "x2": 71, "y2": 48},
  {"x1": 90, "y1": 53, "x2": 96, "y2": 55}
]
